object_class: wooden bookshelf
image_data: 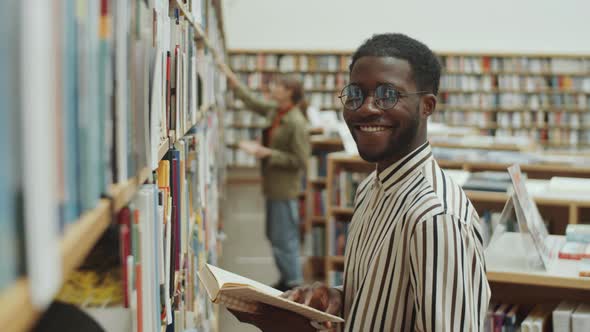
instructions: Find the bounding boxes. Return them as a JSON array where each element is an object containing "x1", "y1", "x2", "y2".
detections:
[
  {"x1": 312, "y1": 216, "x2": 326, "y2": 225},
  {"x1": 440, "y1": 88, "x2": 590, "y2": 94},
  {"x1": 0, "y1": 0, "x2": 228, "y2": 330},
  {"x1": 235, "y1": 69, "x2": 348, "y2": 74},
  {"x1": 230, "y1": 49, "x2": 590, "y2": 149},
  {"x1": 438, "y1": 104, "x2": 590, "y2": 112},
  {"x1": 437, "y1": 160, "x2": 590, "y2": 179},
  {"x1": 443, "y1": 70, "x2": 590, "y2": 76},
  {"x1": 310, "y1": 178, "x2": 327, "y2": 186},
  {"x1": 329, "y1": 256, "x2": 345, "y2": 265},
  {"x1": 324, "y1": 152, "x2": 590, "y2": 295},
  {"x1": 0, "y1": 168, "x2": 151, "y2": 332}
]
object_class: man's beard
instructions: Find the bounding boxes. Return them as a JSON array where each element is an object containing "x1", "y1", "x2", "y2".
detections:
[{"x1": 354, "y1": 112, "x2": 420, "y2": 163}]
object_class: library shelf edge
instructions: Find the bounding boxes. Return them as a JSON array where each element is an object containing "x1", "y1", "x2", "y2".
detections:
[
  {"x1": 312, "y1": 216, "x2": 327, "y2": 226},
  {"x1": 310, "y1": 178, "x2": 327, "y2": 186},
  {"x1": 331, "y1": 207, "x2": 354, "y2": 216},
  {"x1": 0, "y1": 168, "x2": 151, "y2": 332},
  {"x1": 329, "y1": 256, "x2": 345, "y2": 265},
  {"x1": 487, "y1": 233, "x2": 590, "y2": 304}
]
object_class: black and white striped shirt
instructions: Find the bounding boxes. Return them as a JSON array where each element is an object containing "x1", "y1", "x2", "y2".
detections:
[{"x1": 342, "y1": 142, "x2": 490, "y2": 331}]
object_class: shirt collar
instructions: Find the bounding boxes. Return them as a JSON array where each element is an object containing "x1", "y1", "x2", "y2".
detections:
[{"x1": 375, "y1": 141, "x2": 433, "y2": 191}]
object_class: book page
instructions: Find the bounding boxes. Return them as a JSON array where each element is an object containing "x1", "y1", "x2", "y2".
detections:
[
  {"x1": 221, "y1": 287, "x2": 344, "y2": 323},
  {"x1": 207, "y1": 264, "x2": 282, "y2": 297}
]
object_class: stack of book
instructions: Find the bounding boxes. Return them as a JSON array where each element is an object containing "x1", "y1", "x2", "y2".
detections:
[
  {"x1": 330, "y1": 220, "x2": 350, "y2": 257},
  {"x1": 559, "y1": 225, "x2": 590, "y2": 260}
]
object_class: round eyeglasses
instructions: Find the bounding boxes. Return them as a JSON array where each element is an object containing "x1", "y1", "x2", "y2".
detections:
[{"x1": 338, "y1": 83, "x2": 429, "y2": 111}]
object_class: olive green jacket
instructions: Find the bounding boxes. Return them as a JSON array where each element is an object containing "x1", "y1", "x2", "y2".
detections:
[{"x1": 234, "y1": 82, "x2": 310, "y2": 200}]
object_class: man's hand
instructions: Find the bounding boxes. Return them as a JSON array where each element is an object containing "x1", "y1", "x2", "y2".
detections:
[
  {"x1": 227, "y1": 282, "x2": 342, "y2": 331},
  {"x1": 281, "y1": 282, "x2": 343, "y2": 329},
  {"x1": 281, "y1": 282, "x2": 342, "y2": 316},
  {"x1": 229, "y1": 305, "x2": 321, "y2": 332}
]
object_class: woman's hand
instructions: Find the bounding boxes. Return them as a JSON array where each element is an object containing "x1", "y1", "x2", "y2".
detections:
[{"x1": 239, "y1": 140, "x2": 272, "y2": 159}]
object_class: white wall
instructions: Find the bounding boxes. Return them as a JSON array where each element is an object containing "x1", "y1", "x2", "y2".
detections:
[{"x1": 222, "y1": 0, "x2": 590, "y2": 54}]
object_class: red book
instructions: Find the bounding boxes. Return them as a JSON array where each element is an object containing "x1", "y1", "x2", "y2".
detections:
[
  {"x1": 136, "y1": 264, "x2": 143, "y2": 332},
  {"x1": 559, "y1": 242, "x2": 590, "y2": 260},
  {"x1": 117, "y1": 208, "x2": 132, "y2": 307}
]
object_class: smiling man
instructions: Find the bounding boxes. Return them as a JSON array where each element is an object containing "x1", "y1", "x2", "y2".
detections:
[
  {"x1": 331, "y1": 33, "x2": 491, "y2": 331},
  {"x1": 229, "y1": 33, "x2": 490, "y2": 332}
]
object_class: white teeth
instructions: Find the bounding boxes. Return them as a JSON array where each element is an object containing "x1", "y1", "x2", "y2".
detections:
[{"x1": 359, "y1": 126, "x2": 389, "y2": 132}]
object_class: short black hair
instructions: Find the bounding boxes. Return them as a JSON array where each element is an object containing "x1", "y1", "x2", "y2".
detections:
[{"x1": 349, "y1": 33, "x2": 441, "y2": 95}]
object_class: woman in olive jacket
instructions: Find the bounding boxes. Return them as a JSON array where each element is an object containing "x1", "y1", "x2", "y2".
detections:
[{"x1": 217, "y1": 59, "x2": 310, "y2": 291}]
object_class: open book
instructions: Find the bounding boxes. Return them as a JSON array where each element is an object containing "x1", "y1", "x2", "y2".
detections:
[{"x1": 198, "y1": 264, "x2": 344, "y2": 323}]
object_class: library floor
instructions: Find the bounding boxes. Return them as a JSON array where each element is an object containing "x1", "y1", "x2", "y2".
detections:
[{"x1": 218, "y1": 182, "x2": 279, "y2": 332}]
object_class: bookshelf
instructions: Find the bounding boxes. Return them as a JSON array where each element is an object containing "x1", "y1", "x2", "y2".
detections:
[
  {"x1": 305, "y1": 137, "x2": 343, "y2": 277},
  {"x1": 324, "y1": 153, "x2": 590, "y2": 294},
  {"x1": 228, "y1": 49, "x2": 590, "y2": 149},
  {"x1": 0, "y1": 0, "x2": 228, "y2": 331},
  {"x1": 0, "y1": 170, "x2": 152, "y2": 332}
]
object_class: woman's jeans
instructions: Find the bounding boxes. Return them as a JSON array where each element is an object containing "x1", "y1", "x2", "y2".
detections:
[{"x1": 265, "y1": 199, "x2": 303, "y2": 287}]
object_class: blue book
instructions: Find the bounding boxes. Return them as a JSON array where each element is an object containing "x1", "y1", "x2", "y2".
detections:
[
  {"x1": 0, "y1": 0, "x2": 20, "y2": 289},
  {"x1": 62, "y1": 0, "x2": 81, "y2": 223},
  {"x1": 77, "y1": 0, "x2": 102, "y2": 211},
  {"x1": 98, "y1": 1, "x2": 111, "y2": 195}
]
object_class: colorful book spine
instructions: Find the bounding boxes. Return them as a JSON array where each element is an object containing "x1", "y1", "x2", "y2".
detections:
[{"x1": 0, "y1": 0, "x2": 22, "y2": 290}]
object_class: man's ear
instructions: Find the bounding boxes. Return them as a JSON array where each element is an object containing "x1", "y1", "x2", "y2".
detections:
[{"x1": 420, "y1": 94, "x2": 437, "y2": 119}]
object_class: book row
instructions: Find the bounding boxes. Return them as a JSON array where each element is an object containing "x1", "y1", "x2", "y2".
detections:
[
  {"x1": 308, "y1": 153, "x2": 329, "y2": 180},
  {"x1": 434, "y1": 111, "x2": 590, "y2": 128},
  {"x1": 58, "y1": 127, "x2": 222, "y2": 332},
  {"x1": 440, "y1": 93, "x2": 590, "y2": 109},
  {"x1": 230, "y1": 54, "x2": 349, "y2": 72},
  {"x1": 236, "y1": 72, "x2": 348, "y2": 91},
  {"x1": 440, "y1": 56, "x2": 590, "y2": 74},
  {"x1": 332, "y1": 171, "x2": 370, "y2": 208},
  {"x1": 484, "y1": 302, "x2": 590, "y2": 332},
  {"x1": 0, "y1": 0, "x2": 226, "y2": 311},
  {"x1": 331, "y1": 220, "x2": 350, "y2": 257},
  {"x1": 441, "y1": 74, "x2": 590, "y2": 92}
]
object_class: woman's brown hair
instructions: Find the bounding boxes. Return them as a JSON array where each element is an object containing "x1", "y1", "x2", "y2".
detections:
[{"x1": 276, "y1": 75, "x2": 308, "y2": 118}]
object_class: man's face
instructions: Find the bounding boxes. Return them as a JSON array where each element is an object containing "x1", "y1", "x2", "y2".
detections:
[{"x1": 344, "y1": 56, "x2": 422, "y2": 164}]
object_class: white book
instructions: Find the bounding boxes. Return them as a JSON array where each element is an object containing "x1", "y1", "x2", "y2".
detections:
[
  {"x1": 547, "y1": 177, "x2": 590, "y2": 198},
  {"x1": 134, "y1": 187, "x2": 159, "y2": 332},
  {"x1": 572, "y1": 303, "x2": 590, "y2": 332},
  {"x1": 198, "y1": 264, "x2": 344, "y2": 323},
  {"x1": 165, "y1": 197, "x2": 173, "y2": 324},
  {"x1": 553, "y1": 301, "x2": 577, "y2": 332},
  {"x1": 150, "y1": 49, "x2": 163, "y2": 170},
  {"x1": 21, "y1": 0, "x2": 61, "y2": 309}
]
